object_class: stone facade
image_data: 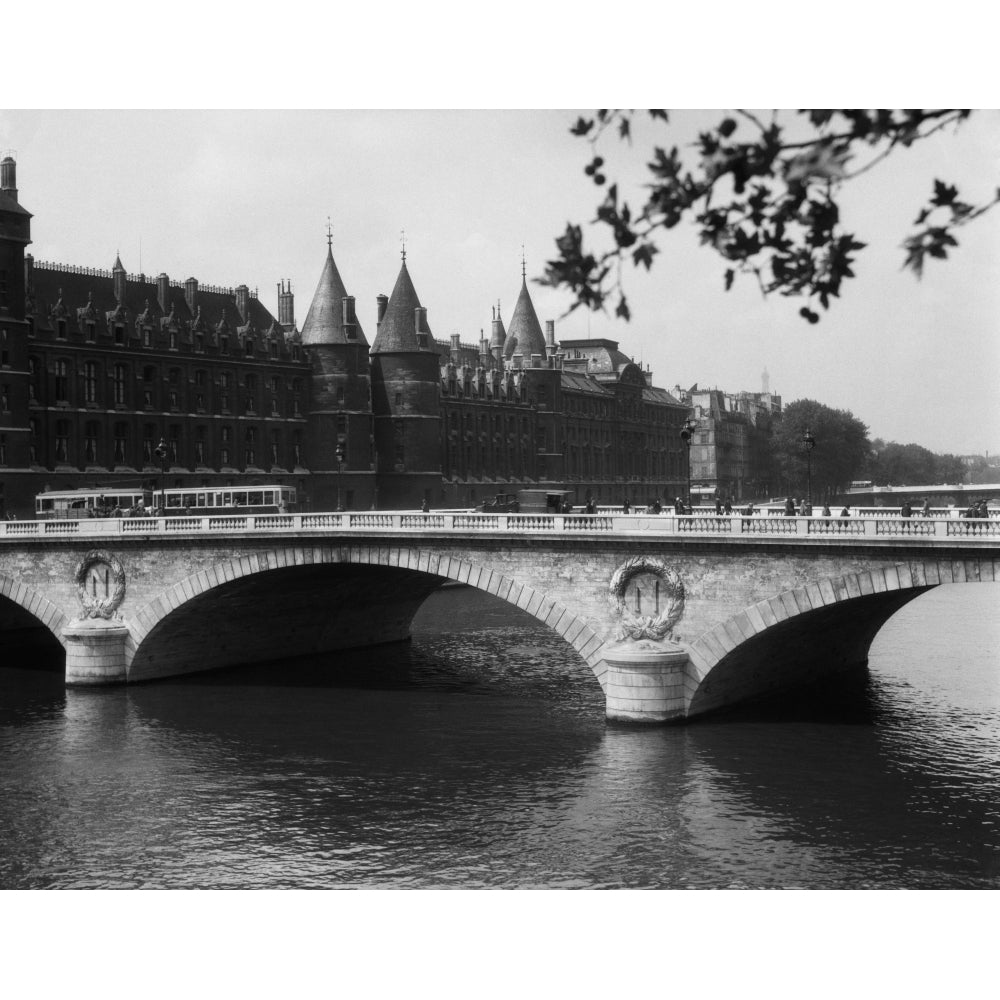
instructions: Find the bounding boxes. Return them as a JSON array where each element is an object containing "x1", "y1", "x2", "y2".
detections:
[{"x1": 0, "y1": 157, "x2": 691, "y2": 516}]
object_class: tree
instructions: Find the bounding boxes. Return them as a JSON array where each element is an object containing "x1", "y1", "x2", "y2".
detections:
[
  {"x1": 867, "y1": 441, "x2": 967, "y2": 486},
  {"x1": 771, "y1": 400, "x2": 869, "y2": 500},
  {"x1": 540, "y1": 110, "x2": 998, "y2": 323}
]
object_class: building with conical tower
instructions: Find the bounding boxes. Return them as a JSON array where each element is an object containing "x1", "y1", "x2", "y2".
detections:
[
  {"x1": 299, "y1": 228, "x2": 373, "y2": 509},
  {"x1": 0, "y1": 155, "x2": 724, "y2": 516},
  {"x1": 369, "y1": 251, "x2": 442, "y2": 509}
]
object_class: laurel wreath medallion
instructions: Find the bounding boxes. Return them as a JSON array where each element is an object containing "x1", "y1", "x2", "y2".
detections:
[
  {"x1": 75, "y1": 550, "x2": 127, "y2": 620},
  {"x1": 608, "y1": 556, "x2": 685, "y2": 643}
]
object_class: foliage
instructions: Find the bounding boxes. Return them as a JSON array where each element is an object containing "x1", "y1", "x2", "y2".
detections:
[
  {"x1": 866, "y1": 439, "x2": 966, "y2": 486},
  {"x1": 540, "y1": 110, "x2": 998, "y2": 323},
  {"x1": 771, "y1": 399, "x2": 870, "y2": 500}
]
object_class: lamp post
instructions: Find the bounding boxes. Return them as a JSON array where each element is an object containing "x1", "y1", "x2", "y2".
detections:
[
  {"x1": 680, "y1": 417, "x2": 697, "y2": 513},
  {"x1": 335, "y1": 439, "x2": 345, "y2": 511},
  {"x1": 803, "y1": 427, "x2": 816, "y2": 506},
  {"x1": 153, "y1": 437, "x2": 168, "y2": 512}
]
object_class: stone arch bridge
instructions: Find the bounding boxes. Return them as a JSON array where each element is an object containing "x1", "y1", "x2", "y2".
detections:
[{"x1": 1, "y1": 510, "x2": 997, "y2": 723}]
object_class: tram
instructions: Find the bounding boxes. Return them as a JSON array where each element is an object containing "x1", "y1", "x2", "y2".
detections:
[{"x1": 34, "y1": 484, "x2": 298, "y2": 519}]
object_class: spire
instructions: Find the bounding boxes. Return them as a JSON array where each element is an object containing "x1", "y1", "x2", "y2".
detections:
[
  {"x1": 371, "y1": 256, "x2": 432, "y2": 354},
  {"x1": 300, "y1": 230, "x2": 367, "y2": 347},
  {"x1": 503, "y1": 272, "x2": 547, "y2": 360}
]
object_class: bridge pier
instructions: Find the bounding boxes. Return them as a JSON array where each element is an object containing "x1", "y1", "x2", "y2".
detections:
[
  {"x1": 602, "y1": 642, "x2": 691, "y2": 724},
  {"x1": 62, "y1": 619, "x2": 129, "y2": 686}
]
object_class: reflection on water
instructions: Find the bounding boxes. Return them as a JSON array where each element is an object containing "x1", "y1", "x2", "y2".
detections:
[{"x1": 0, "y1": 584, "x2": 997, "y2": 888}]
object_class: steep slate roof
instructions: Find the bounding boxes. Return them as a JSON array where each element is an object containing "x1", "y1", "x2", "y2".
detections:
[
  {"x1": 300, "y1": 244, "x2": 367, "y2": 347},
  {"x1": 502, "y1": 278, "x2": 547, "y2": 359},
  {"x1": 28, "y1": 259, "x2": 283, "y2": 339},
  {"x1": 371, "y1": 260, "x2": 433, "y2": 354}
]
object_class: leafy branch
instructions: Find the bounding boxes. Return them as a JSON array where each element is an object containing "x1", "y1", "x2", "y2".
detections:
[{"x1": 540, "y1": 109, "x2": 992, "y2": 323}]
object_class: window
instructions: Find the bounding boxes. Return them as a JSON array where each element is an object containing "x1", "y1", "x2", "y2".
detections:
[
  {"x1": 28, "y1": 357, "x2": 37, "y2": 400},
  {"x1": 244, "y1": 427, "x2": 256, "y2": 466},
  {"x1": 55, "y1": 420, "x2": 69, "y2": 462},
  {"x1": 142, "y1": 327, "x2": 152, "y2": 348},
  {"x1": 29, "y1": 419, "x2": 37, "y2": 464},
  {"x1": 169, "y1": 330, "x2": 177, "y2": 350},
  {"x1": 244, "y1": 337, "x2": 254, "y2": 358},
  {"x1": 114, "y1": 324, "x2": 124, "y2": 345},
  {"x1": 221, "y1": 335, "x2": 229, "y2": 354},
  {"x1": 1, "y1": 384, "x2": 7, "y2": 411},
  {"x1": 143, "y1": 427, "x2": 155, "y2": 464},
  {"x1": 114, "y1": 364, "x2": 127, "y2": 405},
  {"x1": 84, "y1": 362, "x2": 98, "y2": 404},
  {"x1": 195, "y1": 333, "x2": 204, "y2": 353},
  {"x1": 269, "y1": 341, "x2": 278, "y2": 358},
  {"x1": 84, "y1": 421, "x2": 99, "y2": 464},
  {"x1": 56, "y1": 319, "x2": 67, "y2": 340},
  {"x1": 114, "y1": 422, "x2": 128, "y2": 465},
  {"x1": 0, "y1": 434, "x2": 6, "y2": 466}
]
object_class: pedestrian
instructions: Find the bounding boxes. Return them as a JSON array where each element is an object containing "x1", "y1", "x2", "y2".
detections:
[
  {"x1": 674, "y1": 497, "x2": 685, "y2": 515},
  {"x1": 724, "y1": 497, "x2": 733, "y2": 515},
  {"x1": 922, "y1": 499, "x2": 931, "y2": 518},
  {"x1": 900, "y1": 500, "x2": 912, "y2": 518},
  {"x1": 840, "y1": 506, "x2": 850, "y2": 518},
  {"x1": 714, "y1": 497, "x2": 723, "y2": 515},
  {"x1": 822, "y1": 504, "x2": 831, "y2": 517},
  {"x1": 421, "y1": 498, "x2": 429, "y2": 514},
  {"x1": 784, "y1": 498, "x2": 796, "y2": 517},
  {"x1": 652, "y1": 498, "x2": 662, "y2": 515},
  {"x1": 622, "y1": 498, "x2": 631, "y2": 514}
]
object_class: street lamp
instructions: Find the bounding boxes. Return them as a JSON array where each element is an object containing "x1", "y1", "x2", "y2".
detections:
[
  {"x1": 335, "y1": 439, "x2": 345, "y2": 511},
  {"x1": 680, "y1": 417, "x2": 697, "y2": 513},
  {"x1": 153, "y1": 437, "x2": 169, "y2": 511},
  {"x1": 803, "y1": 427, "x2": 816, "y2": 506}
]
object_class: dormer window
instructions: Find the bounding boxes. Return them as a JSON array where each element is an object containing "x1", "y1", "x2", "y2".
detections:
[
  {"x1": 142, "y1": 327, "x2": 152, "y2": 348},
  {"x1": 169, "y1": 329, "x2": 177, "y2": 350},
  {"x1": 114, "y1": 324, "x2": 125, "y2": 345},
  {"x1": 195, "y1": 333, "x2": 204, "y2": 353},
  {"x1": 291, "y1": 345, "x2": 300, "y2": 361},
  {"x1": 245, "y1": 338, "x2": 254, "y2": 358},
  {"x1": 269, "y1": 341, "x2": 278, "y2": 358},
  {"x1": 221, "y1": 335, "x2": 229, "y2": 354},
  {"x1": 86, "y1": 321, "x2": 97, "y2": 343},
  {"x1": 56, "y1": 319, "x2": 67, "y2": 340}
]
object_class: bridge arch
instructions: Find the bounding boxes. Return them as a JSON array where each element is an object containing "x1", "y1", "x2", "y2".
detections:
[
  {"x1": 125, "y1": 544, "x2": 606, "y2": 685},
  {"x1": 0, "y1": 572, "x2": 70, "y2": 648},
  {"x1": 685, "y1": 557, "x2": 996, "y2": 717}
]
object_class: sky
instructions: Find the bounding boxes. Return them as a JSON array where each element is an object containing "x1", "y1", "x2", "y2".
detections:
[{"x1": 2, "y1": 8, "x2": 998, "y2": 461}]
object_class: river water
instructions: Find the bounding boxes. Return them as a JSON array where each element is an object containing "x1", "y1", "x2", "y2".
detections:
[{"x1": 1, "y1": 583, "x2": 998, "y2": 890}]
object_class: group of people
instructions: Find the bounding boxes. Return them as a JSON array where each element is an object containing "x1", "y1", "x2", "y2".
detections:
[{"x1": 961, "y1": 500, "x2": 993, "y2": 520}]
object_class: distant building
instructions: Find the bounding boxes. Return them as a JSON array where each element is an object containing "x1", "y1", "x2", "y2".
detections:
[
  {"x1": 673, "y1": 380, "x2": 782, "y2": 501},
  {"x1": 0, "y1": 156, "x2": 691, "y2": 514}
]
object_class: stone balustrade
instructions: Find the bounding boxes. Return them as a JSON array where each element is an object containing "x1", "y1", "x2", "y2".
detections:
[{"x1": 2, "y1": 510, "x2": 997, "y2": 541}]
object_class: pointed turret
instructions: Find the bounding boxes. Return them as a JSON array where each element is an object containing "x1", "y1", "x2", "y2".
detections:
[
  {"x1": 371, "y1": 259, "x2": 433, "y2": 353},
  {"x1": 503, "y1": 276, "x2": 547, "y2": 361},
  {"x1": 301, "y1": 240, "x2": 367, "y2": 346}
]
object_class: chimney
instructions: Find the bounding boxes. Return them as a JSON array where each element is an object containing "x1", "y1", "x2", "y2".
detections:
[
  {"x1": 157, "y1": 273, "x2": 170, "y2": 313},
  {"x1": 376, "y1": 294, "x2": 388, "y2": 325},
  {"x1": 278, "y1": 280, "x2": 295, "y2": 329},
  {"x1": 414, "y1": 307, "x2": 428, "y2": 349},
  {"x1": 235, "y1": 284, "x2": 249, "y2": 322},
  {"x1": 342, "y1": 296, "x2": 357, "y2": 339},
  {"x1": 545, "y1": 319, "x2": 556, "y2": 357},
  {"x1": 450, "y1": 333, "x2": 461, "y2": 362},
  {"x1": 0, "y1": 156, "x2": 17, "y2": 200},
  {"x1": 24, "y1": 253, "x2": 33, "y2": 292},
  {"x1": 184, "y1": 277, "x2": 198, "y2": 313}
]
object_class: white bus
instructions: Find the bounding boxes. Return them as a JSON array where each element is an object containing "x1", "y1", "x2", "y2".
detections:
[{"x1": 35, "y1": 484, "x2": 298, "y2": 519}]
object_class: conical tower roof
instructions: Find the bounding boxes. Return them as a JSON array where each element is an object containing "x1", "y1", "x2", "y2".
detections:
[
  {"x1": 371, "y1": 260, "x2": 433, "y2": 353},
  {"x1": 489, "y1": 302, "x2": 506, "y2": 351},
  {"x1": 301, "y1": 243, "x2": 367, "y2": 346},
  {"x1": 503, "y1": 277, "x2": 547, "y2": 359}
]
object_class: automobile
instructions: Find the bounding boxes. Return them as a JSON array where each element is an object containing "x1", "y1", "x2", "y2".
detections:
[{"x1": 476, "y1": 493, "x2": 520, "y2": 513}]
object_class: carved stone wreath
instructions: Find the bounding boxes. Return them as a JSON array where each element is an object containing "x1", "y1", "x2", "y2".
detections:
[
  {"x1": 74, "y1": 550, "x2": 127, "y2": 620},
  {"x1": 608, "y1": 555, "x2": 685, "y2": 644}
]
